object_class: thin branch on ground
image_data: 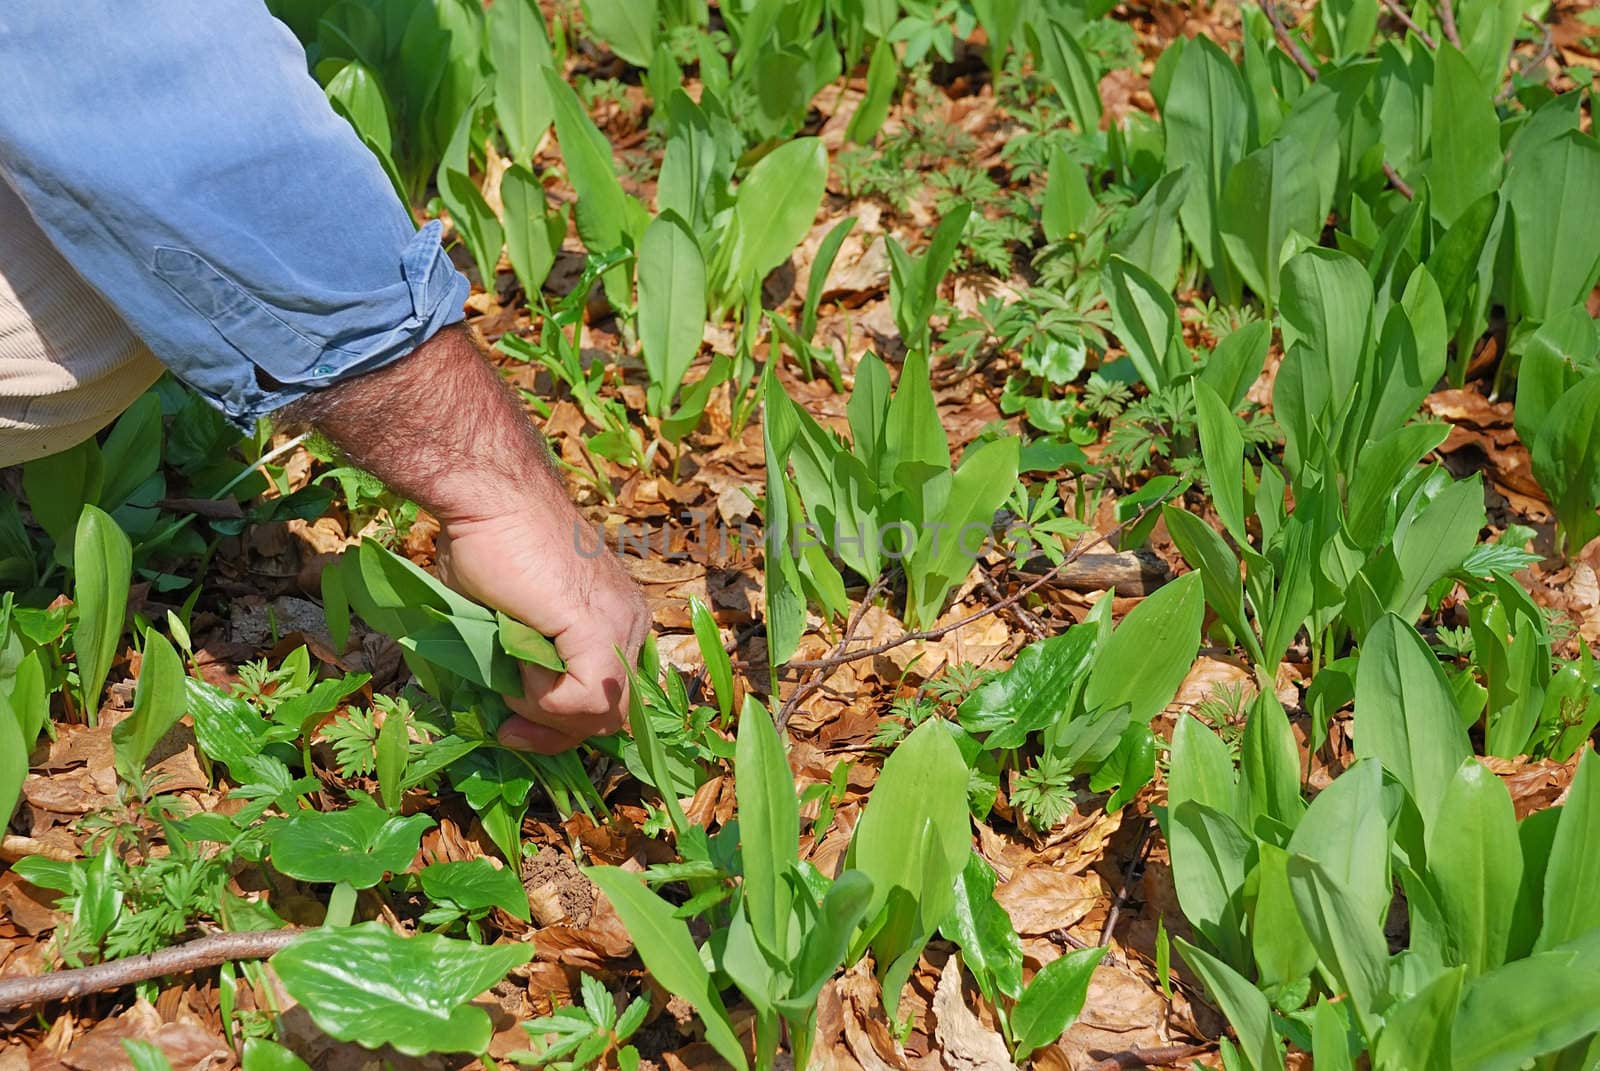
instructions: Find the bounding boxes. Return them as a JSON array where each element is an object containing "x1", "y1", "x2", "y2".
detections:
[
  {"x1": 778, "y1": 500, "x2": 1167, "y2": 677},
  {"x1": 1378, "y1": 0, "x2": 1437, "y2": 48},
  {"x1": 1263, "y1": 2, "x2": 1320, "y2": 78},
  {"x1": 1085, "y1": 1043, "x2": 1213, "y2": 1070},
  {"x1": 1099, "y1": 817, "x2": 1156, "y2": 950},
  {"x1": 1497, "y1": 14, "x2": 1555, "y2": 103},
  {"x1": 975, "y1": 568, "x2": 1048, "y2": 642},
  {"x1": 1260, "y1": 2, "x2": 1414, "y2": 198},
  {"x1": 1437, "y1": 0, "x2": 1462, "y2": 47},
  {"x1": 1264, "y1": 2, "x2": 1418, "y2": 200},
  {"x1": 0, "y1": 929, "x2": 303, "y2": 1013},
  {"x1": 776, "y1": 568, "x2": 896, "y2": 728}
]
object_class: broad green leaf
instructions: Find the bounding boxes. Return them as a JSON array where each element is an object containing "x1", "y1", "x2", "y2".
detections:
[
  {"x1": 1312, "y1": 998, "x2": 1357, "y2": 1071},
  {"x1": 1287, "y1": 854, "x2": 1391, "y2": 1044},
  {"x1": 637, "y1": 212, "x2": 707, "y2": 415},
  {"x1": 400, "y1": 608, "x2": 522, "y2": 696},
  {"x1": 267, "y1": 799, "x2": 434, "y2": 889},
  {"x1": 944, "y1": 852, "x2": 1023, "y2": 1004},
  {"x1": 1514, "y1": 306, "x2": 1600, "y2": 448},
  {"x1": 1509, "y1": 129, "x2": 1600, "y2": 323},
  {"x1": 270, "y1": 922, "x2": 530, "y2": 1056},
  {"x1": 488, "y1": 0, "x2": 554, "y2": 163},
  {"x1": 1354, "y1": 615, "x2": 1473, "y2": 833},
  {"x1": 735, "y1": 699, "x2": 798, "y2": 959},
  {"x1": 1102, "y1": 255, "x2": 1181, "y2": 393},
  {"x1": 904, "y1": 435, "x2": 1018, "y2": 628},
  {"x1": 1249, "y1": 844, "x2": 1317, "y2": 987},
  {"x1": 502, "y1": 164, "x2": 564, "y2": 299},
  {"x1": 1011, "y1": 946, "x2": 1106, "y2": 1061},
  {"x1": 887, "y1": 205, "x2": 971, "y2": 357},
  {"x1": 438, "y1": 99, "x2": 504, "y2": 286},
  {"x1": 497, "y1": 611, "x2": 565, "y2": 673},
  {"x1": 1457, "y1": 0, "x2": 1524, "y2": 87},
  {"x1": 849, "y1": 719, "x2": 970, "y2": 1015},
  {"x1": 241, "y1": 1038, "x2": 314, "y2": 1071},
  {"x1": 1286, "y1": 758, "x2": 1390, "y2": 923},
  {"x1": 724, "y1": 138, "x2": 828, "y2": 303},
  {"x1": 1278, "y1": 248, "x2": 1372, "y2": 413},
  {"x1": 762, "y1": 379, "x2": 807, "y2": 666},
  {"x1": 1042, "y1": 145, "x2": 1094, "y2": 244},
  {"x1": 420, "y1": 858, "x2": 531, "y2": 921},
  {"x1": 1532, "y1": 375, "x2": 1600, "y2": 554},
  {"x1": 1361, "y1": 266, "x2": 1448, "y2": 444},
  {"x1": 1161, "y1": 36, "x2": 1249, "y2": 303},
  {"x1": 1177, "y1": 939, "x2": 1286, "y2": 1071},
  {"x1": 326, "y1": 62, "x2": 403, "y2": 203},
  {"x1": 1452, "y1": 951, "x2": 1600, "y2": 1070},
  {"x1": 1373, "y1": 965, "x2": 1461, "y2": 1071},
  {"x1": 1426, "y1": 759, "x2": 1521, "y2": 976},
  {"x1": 1538, "y1": 746, "x2": 1600, "y2": 951},
  {"x1": 376, "y1": 703, "x2": 408, "y2": 813},
  {"x1": 958, "y1": 628, "x2": 1095, "y2": 750},
  {"x1": 846, "y1": 40, "x2": 896, "y2": 145},
  {"x1": 581, "y1": 0, "x2": 657, "y2": 66},
  {"x1": 98, "y1": 394, "x2": 163, "y2": 513},
  {"x1": 1315, "y1": 0, "x2": 1377, "y2": 57},
  {"x1": 1194, "y1": 379, "x2": 1247, "y2": 544},
  {"x1": 883, "y1": 348, "x2": 952, "y2": 519},
  {"x1": 1105, "y1": 167, "x2": 1190, "y2": 288},
  {"x1": 790, "y1": 869, "x2": 874, "y2": 1004},
  {"x1": 1084, "y1": 572, "x2": 1204, "y2": 726},
  {"x1": 1206, "y1": 322, "x2": 1276, "y2": 417},
  {"x1": 1170, "y1": 713, "x2": 1241, "y2": 820},
  {"x1": 1026, "y1": 16, "x2": 1100, "y2": 135},
  {"x1": 1428, "y1": 44, "x2": 1503, "y2": 228},
  {"x1": 112, "y1": 630, "x2": 188, "y2": 783},
  {"x1": 585, "y1": 869, "x2": 748, "y2": 1071},
  {"x1": 0, "y1": 705, "x2": 25, "y2": 828},
  {"x1": 1220, "y1": 137, "x2": 1322, "y2": 311},
  {"x1": 690, "y1": 598, "x2": 734, "y2": 722},
  {"x1": 1344, "y1": 423, "x2": 1451, "y2": 549},
  {"x1": 1240, "y1": 693, "x2": 1304, "y2": 829},
  {"x1": 1164, "y1": 505, "x2": 1259, "y2": 665},
  {"x1": 23, "y1": 437, "x2": 101, "y2": 551},
  {"x1": 1168, "y1": 800, "x2": 1253, "y2": 960},
  {"x1": 545, "y1": 68, "x2": 630, "y2": 260},
  {"x1": 72, "y1": 504, "x2": 132, "y2": 721},
  {"x1": 1368, "y1": 473, "x2": 1485, "y2": 625}
]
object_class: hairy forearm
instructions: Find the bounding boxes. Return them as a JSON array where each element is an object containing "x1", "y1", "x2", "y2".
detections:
[{"x1": 280, "y1": 325, "x2": 568, "y2": 526}]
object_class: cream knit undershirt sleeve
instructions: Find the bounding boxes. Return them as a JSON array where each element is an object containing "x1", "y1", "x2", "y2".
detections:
[{"x1": 0, "y1": 177, "x2": 164, "y2": 469}]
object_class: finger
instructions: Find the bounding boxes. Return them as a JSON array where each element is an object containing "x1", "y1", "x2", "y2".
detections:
[
  {"x1": 498, "y1": 716, "x2": 586, "y2": 754},
  {"x1": 535, "y1": 642, "x2": 630, "y2": 728}
]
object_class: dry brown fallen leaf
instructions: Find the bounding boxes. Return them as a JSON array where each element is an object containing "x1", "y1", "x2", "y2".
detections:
[
  {"x1": 995, "y1": 868, "x2": 1104, "y2": 935},
  {"x1": 930, "y1": 957, "x2": 1013, "y2": 1071}
]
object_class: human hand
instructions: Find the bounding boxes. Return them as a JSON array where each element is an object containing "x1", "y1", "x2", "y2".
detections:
[
  {"x1": 282, "y1": 324, "x2": 649, "y2": 752},
  {"x1": 436, "y1": 502, "x2": 650, "y2": 754}
]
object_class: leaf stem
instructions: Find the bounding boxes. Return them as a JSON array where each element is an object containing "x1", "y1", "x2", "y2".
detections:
[{"x1": 325, "y1": 881, "x2": 358, "y2": 927}]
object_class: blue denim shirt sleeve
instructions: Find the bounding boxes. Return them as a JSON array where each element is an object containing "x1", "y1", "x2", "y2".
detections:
[{"x1": 0, "y1": 2, "x2": 470, "y2": 427}]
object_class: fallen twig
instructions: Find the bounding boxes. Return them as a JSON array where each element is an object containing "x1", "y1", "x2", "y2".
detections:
[
  {"x1": 777, "y1": 569, "x2": 896, "y2": 728},
  {"x1": 777, "y1": 500, "x2": 1165, "y2": 677},
  {"x1": 1437, "y1": 0, "x2": 1462, "y2": 47},
  {"x1": 1378, "y1": 0, "x2": 1437, "y2": 48},
  {"x1": 975, "y1": 569, "x2": 1048, "y2": 642},
  {"x1": 1497, "y1": 14, "x2": 1555, "y2": 103},
  {"x1": 1086, "y1": 1043, "x2": 1213, "y2": 1070},
  {"x1": 1099, "y1": 817, "x2": 1155, "y2": 949},
  {"x1": 1263, "y1": 2, "x2": 1416, "y2": 199},
  {"x1": 0, "y1": 929, "x2": 303, "y2": 1013}
]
